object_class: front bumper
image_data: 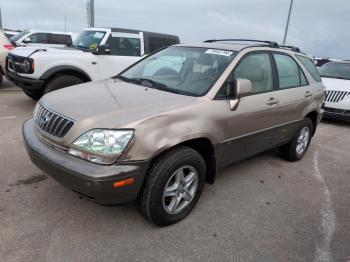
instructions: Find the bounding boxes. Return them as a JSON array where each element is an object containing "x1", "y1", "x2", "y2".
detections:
[
  {"x1": 7, "y1": 70, "x2": 45, "y2": 91},
  {"x1": 322, "y1": 106, "x2": 350, "y2": 122},
  {"x1": 23, "y1": 119, "x2": 150, "y2": 204}
]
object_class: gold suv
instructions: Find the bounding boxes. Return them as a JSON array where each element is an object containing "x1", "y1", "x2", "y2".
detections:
[{"x1": 23, "y1": 39, "x2": 324, "y2": 226}]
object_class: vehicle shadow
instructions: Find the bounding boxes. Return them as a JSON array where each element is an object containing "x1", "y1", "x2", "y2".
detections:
[{"x1": 321, "y1": 118, "x2": 350, "y2": 128}]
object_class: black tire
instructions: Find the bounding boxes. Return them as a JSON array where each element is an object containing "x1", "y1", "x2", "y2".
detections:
[
  {"x1": 279, "y1": 118, "x2": 314, "y2": 162},
  {"x1": 44, "y1": 75, "x2": 84, "y2": 95},
  {"x1": 23, "y1": 90, "x2": 42, "y2": 101},
  {"x1": 138, "y1": 146, "x2": 206, "y2": 226}
]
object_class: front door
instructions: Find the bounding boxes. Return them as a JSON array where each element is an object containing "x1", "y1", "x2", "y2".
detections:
[
  {"x1": 98, "y1": 32, "x2": 144, "y2": 79},
  {"x1": 220, "y1": 52, "x2": 284, "y2": 166}
]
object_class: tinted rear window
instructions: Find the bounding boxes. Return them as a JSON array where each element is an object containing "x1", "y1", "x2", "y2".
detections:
[
  {"x1": 296, "y1": 55, "x2": 321, "y2": 82},
  {"x1": 49, "y1": 34, "x2": 72, "y2": 45},
  {"x1": 149, "y1": 37, "x2": 179, "y2": 53}
]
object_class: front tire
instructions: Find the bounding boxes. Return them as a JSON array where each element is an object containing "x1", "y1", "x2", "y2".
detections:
[
  {"x1": 44, "y1": 75, "x2": 84, "y2": 94},
  {"x1": 279, "y1": 118, "x2": 314, "y2": 162},
  {"x1": 138, "y1": 146, "x2": 206, "y2": 226}
]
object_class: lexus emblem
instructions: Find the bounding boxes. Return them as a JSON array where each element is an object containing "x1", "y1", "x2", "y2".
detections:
[{"x1": 40, "y1": 114, "x2": 51, "y2": 125}]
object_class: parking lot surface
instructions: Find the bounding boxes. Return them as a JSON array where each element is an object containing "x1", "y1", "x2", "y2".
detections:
[{"x1": 1, "y1": 83, "x2": 350, "y2": 262}]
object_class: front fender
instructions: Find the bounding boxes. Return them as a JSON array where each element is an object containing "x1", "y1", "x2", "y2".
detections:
[{"x1": 40, "y1": 65, "x2": 92, "y2": 81}]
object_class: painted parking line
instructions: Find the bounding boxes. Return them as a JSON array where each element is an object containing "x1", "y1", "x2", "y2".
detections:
[
  {"x1": 312, "y1": 150, "x2": 336, "y2": 262},
  {"x1": 0, "y1": 116, "x2": 17, "y2": 119}
]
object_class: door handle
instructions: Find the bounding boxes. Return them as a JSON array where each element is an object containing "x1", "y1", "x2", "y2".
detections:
[
  {"x1": 304, "y1": 91, "x2": 312, "y2": 97},
  {"x1": 266, "y1": 97, "x2": 279, "y2": 105}
]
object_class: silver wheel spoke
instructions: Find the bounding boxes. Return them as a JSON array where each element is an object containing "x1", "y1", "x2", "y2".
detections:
[
  {"x1": 175, "y1": 168, "x2": 185, "y2": 184},
  {"x1": 169, "y1": 195, "x2": 182, "y2": 212},
  {"x1": 182, "y1": 190, "x2": 192, "y2": 201},
  {"x1": 184, "y1": 172, "x2": 196, "y2": 189},
  {"x1": 164, "y1": 184, "x2": 178, "y2": 197},
  {"x1": 163, "y1": 165, "x2": 199, "y2": 215},
  {"x1": 296, "y1": 127, "x2": 310, "y2": 155}
]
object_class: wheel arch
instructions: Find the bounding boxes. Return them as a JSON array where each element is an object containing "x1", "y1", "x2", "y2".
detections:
[
  {"x1": 148, "y1": 137, "x2": 217, "y2": 185},
  {"x1": 40, "y1": 66, "x2": 92, "y2": 83},
  {"x1": 305, "y1": 111, "x2": 318, "y2": 136}
]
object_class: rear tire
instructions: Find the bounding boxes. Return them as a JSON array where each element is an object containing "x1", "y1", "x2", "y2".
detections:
[
  {"x1": 279, "y1": 118, "x2": 314, "y2": 162},
  {"x1": 138, "y1": 146, "x2": 206, "y2": 226},
  {"x1": 23, "y1": 90, "x2": 42, "y2": 101},
  {"x1": 44, "y1": 75, "x2": 84, "y2": 95}
]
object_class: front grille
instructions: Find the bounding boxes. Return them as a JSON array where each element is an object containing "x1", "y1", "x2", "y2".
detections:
[
  {"x1": 7, "y1": 54, "x2": 23, "y2": 72},
  {"x1": 34, "y1": 103, "x2": 74, "y2": 139},
  {"x1": 324, "y1": 90, "x2": 350, "y2": 103}
]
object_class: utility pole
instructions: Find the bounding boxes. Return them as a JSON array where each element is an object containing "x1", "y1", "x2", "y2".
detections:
[
  {"x1": 64, "y1": 15, "x2": 67, "y2": 34},
  {"x1": 87, "y1": 0, "x2": 95, "y2": 28},
  {"x1": 0, "y1": 5, "x2": 3, "y2": 29},
  {"x1": 283, "y1": 0, "x2": 294, "y2": 45}
]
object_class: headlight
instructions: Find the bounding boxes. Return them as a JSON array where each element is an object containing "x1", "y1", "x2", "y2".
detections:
[
  {"x1": 22, "y1": 59, "x2": 31, "y2": 73},
  {"x1": 68, "y1": 129, "x2": 134, "y2": 164},
  {"x1": 15, "y1": 58, "x2": 34, "y2": 73}
]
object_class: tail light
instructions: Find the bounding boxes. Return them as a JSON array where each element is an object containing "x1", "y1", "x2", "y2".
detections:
[{"x1": 3, "y1": 44, "x2": 14, "y2": 51}]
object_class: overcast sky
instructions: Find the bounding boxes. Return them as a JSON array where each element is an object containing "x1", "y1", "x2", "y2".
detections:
[{"x1": 1, "y1": 0, "x2": 349, "y2": 59}]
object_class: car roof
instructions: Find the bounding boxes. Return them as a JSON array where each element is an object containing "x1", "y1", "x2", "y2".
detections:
[
  {"x1": 174, "y1": 42, "x2": 307, "y2": 56},
  {"x1": 24, "y1": 29, "x2": 74, "y2": 35},
  {"x1": 175, "y1": 42, "x2": 247, "y2": 51},
  {"x1": 85, "y1": 27, "x2": 179, "y2": 38}
]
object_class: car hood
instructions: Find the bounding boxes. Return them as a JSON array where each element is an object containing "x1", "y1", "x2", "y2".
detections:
[
  {"x1": 322, "y1": 77, "x2": 350, "y2": 92},
  {"x1": 10, "y1": 46, "x2": 84, "y2": 58},
  {"x1": 40, "y1": 78, "x2": 198, "y2": 129}
]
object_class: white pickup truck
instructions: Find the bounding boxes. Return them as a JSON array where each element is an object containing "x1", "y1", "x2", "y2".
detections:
[{"x1": 6, "y1": 27, "x2": 180, "y2": 100}]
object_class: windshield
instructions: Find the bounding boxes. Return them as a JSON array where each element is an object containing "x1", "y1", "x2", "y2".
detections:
[
  {"x1": 319, "y1": 62, "x2": 350, "y2": 80},
  {"x1": 72, "y1": 30, "x2": 106, "y2": 50},
  {"x1": 119, "y1": 46, "x2": 237, "y2": 96},
  {"x1": 10, "y1": 30, "x2": 29, "y2": 42}
]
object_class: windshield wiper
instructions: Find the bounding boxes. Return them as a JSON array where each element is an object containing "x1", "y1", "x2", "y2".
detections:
[{"x1": 115, "y1": 76, "x2": 197, "y2": 96}]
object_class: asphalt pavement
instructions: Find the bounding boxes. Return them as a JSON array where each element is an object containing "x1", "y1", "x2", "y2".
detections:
[{"x1": 0, "y1": 83, "x2": 350, "y2": 262}]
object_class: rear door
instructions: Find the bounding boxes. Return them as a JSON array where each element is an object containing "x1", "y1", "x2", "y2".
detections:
[
  {"x1": 220, "y1": 51, "x2": 285, "y2": 166},
  {"x1": 48, "y1": 34, "x2": 72, "y2": 47},
  {"x1": 97, "y1": 32, "x2": 144, "y2": 79},
  {"x1": 269, "y1": 52, "x2": 312, "y2": 142}
]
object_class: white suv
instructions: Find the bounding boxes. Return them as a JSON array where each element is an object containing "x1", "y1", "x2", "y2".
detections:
[
  {"x1": 9, "y1": 29, "x2": 74, "y2": 48},
  {"x1": 6, "y1": 27, "x2": 180, "y2": 100},
  {"x1": 319, "y1": 61, "x2": 350, "y2": 121}
]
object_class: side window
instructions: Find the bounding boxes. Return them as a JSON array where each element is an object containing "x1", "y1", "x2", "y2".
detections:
[
  {"x1": 299, "y1": 68, "x2": 308, "y2": 86},
  {"x1": 234, "y1": 53, "x2": 273, "y2": 93},
  {"x1": 148, "y1": 37, "x2": 178, "y2": 53},
  {"x1": 28, "y1": 33, "x2": 48, "y2": 44},
  {"x1": 106, "y1": 37, "x2": 141, "y2": 56},
  {"x1": 296, "y1": 55, "x2": 322, "y2": 82},
  {"x1": 274, "y1": 54, "x2": 301, "y2": 89},
  {"x1": 49, "y1": 34, "x2": 72, "y2": 45}
]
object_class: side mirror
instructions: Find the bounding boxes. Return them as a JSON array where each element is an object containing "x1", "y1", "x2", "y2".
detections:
[
  {"x1": 97, "y1": 44, "x2": 111, "y2": 55},
  {"x1": 228, "y1": 78, "x2": 252, "y2": 110},
  {"x1": 235, "y1": 78, "x2": 252, "y2": 98},
  {"x1": 23, "y1": 37, "x2": 31, "y2": 44}
]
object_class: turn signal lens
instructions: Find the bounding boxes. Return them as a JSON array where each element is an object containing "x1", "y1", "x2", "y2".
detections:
[
  {"x1": 4, "y1": 44, "x2": 14, "y2": 51},
  {"x1": 113, "y1": 178, "x2": 135, "y2": 188}
]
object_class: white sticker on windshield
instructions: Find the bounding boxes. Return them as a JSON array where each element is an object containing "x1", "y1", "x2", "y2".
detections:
[
  {"x1": 205, "y1": 49, "x2": 233, "y2": 56},
  {"x1": 94, "y1": 32, "x2": 104, "y2": 39}
]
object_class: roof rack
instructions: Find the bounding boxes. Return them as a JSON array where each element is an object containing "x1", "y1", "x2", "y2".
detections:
[
  {"x1": 203, "y1": 39, "x2": 279, "y2": 48},
  {"x1": 280, "y1": 45, "x2": 301, "y2": 53}
]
